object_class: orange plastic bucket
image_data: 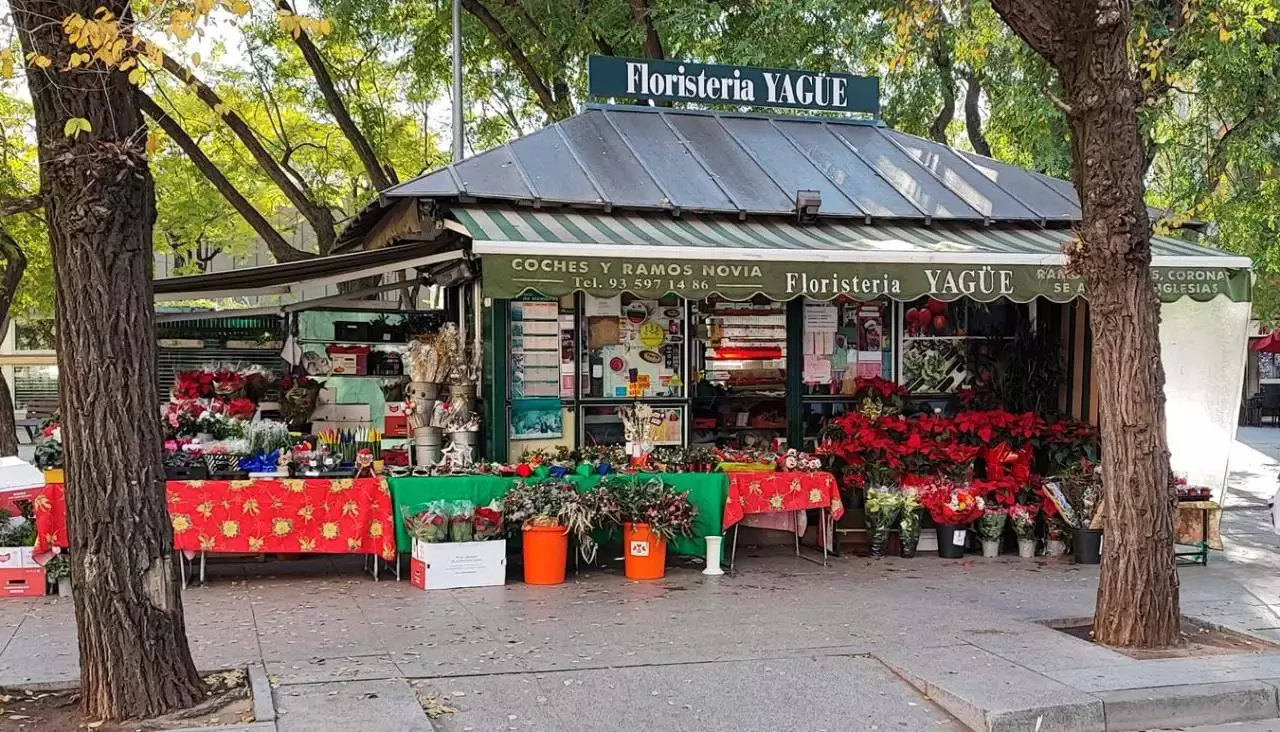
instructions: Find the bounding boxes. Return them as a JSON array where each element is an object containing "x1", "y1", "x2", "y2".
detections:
[
  {"x1": 522, "y1": 525, "x2": 569, "y2": 585},
  {"x1": 623, "y1": 523, "x2": 667, "y2": 580}
]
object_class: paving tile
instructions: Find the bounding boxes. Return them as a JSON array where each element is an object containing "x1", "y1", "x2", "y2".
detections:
[
  {"x1": 274, "y1": 678, "x2": 429, "y2": 732},
  {"x1": 418, "y1": 655, "x2": 963, "y2": 732}
]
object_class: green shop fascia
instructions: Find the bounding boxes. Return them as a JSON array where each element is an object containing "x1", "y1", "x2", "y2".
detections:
[{"x1": 341, "y1": 57, "x2": 1252, "y2": 465}]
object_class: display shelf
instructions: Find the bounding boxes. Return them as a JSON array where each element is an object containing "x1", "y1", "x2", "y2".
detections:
[
  {"x1": 304, "y1": 372, "x2": 405, "y2": 379},
  {"x1": 298, "y1": 339, "x2": 410, "y2": 346}
]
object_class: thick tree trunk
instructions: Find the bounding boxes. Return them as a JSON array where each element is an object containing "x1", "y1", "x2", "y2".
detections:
[
  {"x1": 991, "y1": 0, "x2": 1180, "y2": 649},
  {"x1": 12, "y1": 0, "x2": 206, "y2": 718}
]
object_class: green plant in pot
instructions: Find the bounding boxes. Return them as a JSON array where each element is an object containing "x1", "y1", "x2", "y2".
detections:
[
  {"x1": 502, "y1": 480, "x2": 575, "y2": 585},
  {"x1": 603, "y1": 476, "x2": 696, "y2": 580},
  {"x1": 898, "y1": 490, "x2": 923, "y2": 557}
]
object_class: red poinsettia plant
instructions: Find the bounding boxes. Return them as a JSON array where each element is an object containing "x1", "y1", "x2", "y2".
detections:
[{"x1": 920, "y1": 479, "x2": 986, "y2": 526}]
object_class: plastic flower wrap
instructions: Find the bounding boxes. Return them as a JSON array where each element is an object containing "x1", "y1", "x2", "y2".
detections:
[
  {"x1": 403, "y1": 501, "x2": 449, "y2": 543},
  {"x1": 1008, "y1": 503, "x2": 1038, "y2": 540},
  {"x1": 864, "y1": 488, "x2": 903, "y2": 558},
  {"x1": 474, "y1": 502, "x2": 503, "y2": 541},
  {"x1": 920, "y1": 480, "x2": 986, "y2": 526},
  {"x1": 977, "y1": 507, "x2": 1008, "y2": 541},
  {"x1": 449, "y1": 500, "x2": 475, "y2": 542}
]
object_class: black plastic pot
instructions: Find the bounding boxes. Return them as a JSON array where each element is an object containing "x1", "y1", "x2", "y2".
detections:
[
  {"x1": 936, "y1": 524, "x2": 970, "y2": 559},
  {"x1": 1074, "y1": 528, "x2": 1103, "y2": 564}
]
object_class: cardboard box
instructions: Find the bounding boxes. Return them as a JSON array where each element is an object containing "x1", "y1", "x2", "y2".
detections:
[
  {"x1": 0, "y1": 546, "x2": 34, "y2": 570},
  {"x1": 384, "y1": 414, "x2": 408, "y2": 438},
  {"x1": 0, "y1": 567, "x2": 45, "y2": 597},
  {"x1": 410, "y1": 539, "x2": 506, "y2": 590}
]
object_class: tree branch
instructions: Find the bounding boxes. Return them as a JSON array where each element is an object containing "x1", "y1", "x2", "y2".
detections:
[
  {"x1": 461, "y1": 0, "x2": 572, "y2": 119},
  {"x1": 962, "y1": 70, "x2": 992, "y2": 157},
  {"x1": 0, "y1": 196, "x2": 41, "y2": 218},
  {"x1": 1042, "y1": 87, "x2": 1073, "y2": 115},
  {"x1": 276, "y1": 0, "x2": 398, "y2": 190},
  {"x1": 137, "y1": 91, "x2": 315, "y2": 264},
  {"x1": 1194, "y1": 109, "x2": 1266, "y2": 206},
  {"x1": 626, "y1": 0, "x2": 666, "y2": 59},
  {"x1": 928, "y1": 39, "x2": 957, "y2": 143},
  {"x1": 155, "y1": 49, "x2": 338, "y2": 254},
  {"x1": 0, "y1": 227, "x2": 25, "y2": 457}
]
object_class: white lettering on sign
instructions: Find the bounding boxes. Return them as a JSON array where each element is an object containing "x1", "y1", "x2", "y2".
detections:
[
  {"x1": 625, "y1": 61, "x2": 755, "y2": 103},
  {"x1": 783, "y1": 272, "x2": 903, "y2": 296},
  {"x1": 623, "y1": 61, "x2": 853, "y2": 109},
  {"x1": 510, "y1": 258, "x2": 589, "y2": 275},
  {"x1": 924, "y1": 266, "x2": 1014, "y2": 297}
]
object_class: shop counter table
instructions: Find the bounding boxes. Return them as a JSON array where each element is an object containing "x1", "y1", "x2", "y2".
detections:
[
  {"x1": 33, "y1": 479, "x2": 398, "y2": 583},
  {"x1": 1174, "y1": 500, "x2": 1223, "y2": 566},
  {"x1": 721, "y1": 471, "x2": 844, "y2": 570},
  {"x1": 387, "y1": 472, "x2": 728, "y2": 558}
]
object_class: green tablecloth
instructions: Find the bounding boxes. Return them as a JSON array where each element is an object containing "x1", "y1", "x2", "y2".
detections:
[{"x1": 387, "y1": 473, "x2": 728, "y2": 557}]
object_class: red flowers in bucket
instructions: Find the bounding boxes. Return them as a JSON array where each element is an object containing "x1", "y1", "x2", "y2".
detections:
[{"x1": 920, "y1": 480, "x2": 986, "y2": 526}]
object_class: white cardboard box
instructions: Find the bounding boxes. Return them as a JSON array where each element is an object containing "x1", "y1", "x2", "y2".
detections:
[
  {"x1": 0, "y1": 547, "x2": 34, "y2": 569},
  {"x1": 410, "y1": 539, "x2": 506, "y2": 590}
]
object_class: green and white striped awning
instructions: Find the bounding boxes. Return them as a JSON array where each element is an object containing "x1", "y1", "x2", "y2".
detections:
[{"x1": 449, "y1": 206, "x2": 1251, "y2": 304}]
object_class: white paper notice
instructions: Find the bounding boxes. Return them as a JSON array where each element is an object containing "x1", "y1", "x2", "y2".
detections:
[
  {"x1": 584, "y1": 294, "x2": 621, "y2": 318},
  {"x1": 804, "y1": 303, "x2": 838, "y2": 332},
  {"x1": 952, "y1": 530, "x2": 967, "y2": 546},
  {"x1": 802, "y1": 355, "x2": 832, "y2": 384}
]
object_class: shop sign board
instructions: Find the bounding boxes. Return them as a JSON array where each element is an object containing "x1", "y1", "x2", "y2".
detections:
[
  {"x1": 482, "y1": 253, "x2": 1250, "y2": 304},
  {"x1": 588, "y1": 56, "x2": 880, "y2": 116}
]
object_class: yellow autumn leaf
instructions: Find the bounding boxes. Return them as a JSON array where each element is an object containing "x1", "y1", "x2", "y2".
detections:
[
  {"x1": 1219, "y1": 26, "x2": 1231, "y2": 42},
  {"x1": 63, "y1": 117, "x2": 92, "y2": 139},
  {"x1": 213, "y1": 102, "x2": 231, "y2": 117},
  {"x1": 0, "y1": 50, "x2": 12, "y2": 79},
  {"x1": 127, "y1": 65, "x2": 146, "y2": 86},
  {"x1": 28, "y1": 52, "x2": 52, "y2": 69},
  {"x1": 317, "y1": 18, "x2": 332, "y2": 36},
  {"x1": 191, "y1": 51, "x2": 201, "y2": 67}
]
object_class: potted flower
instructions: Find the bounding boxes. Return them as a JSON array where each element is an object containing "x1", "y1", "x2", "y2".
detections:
[
  {"x1": 1009, "y1": 503, "x2": 1038, "y2": 558},
  {"x1": 501, "y1": 480, "x2": 575, "y2": 585},
  {"x1": 898, "y1": 477, "x2": 927, "y2": 558},
  {"x1": 864, "y1": 488, "x2": 902, "y2": 558},
  {"x1": 33, "y1": 418, "x2": 63, "y2": 482},
  {"x1": 920, "y1": 479, "x2": 985, "y2": 558},
  {"x1": 977, "y1": 507, "x2": 1008, "y2": 558},
  {"x1": 45, "y1": 554, "x2": 71, "y2": 597},
  {"x1": 606, "y1": 477, "x2": 696, "y2": 580},
  {"x1": 1057, "y1": 460, "x2": 1104, "y2": 564}
]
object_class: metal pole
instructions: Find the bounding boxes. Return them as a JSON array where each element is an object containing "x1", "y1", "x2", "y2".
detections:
[{"x1": 451, "y1": 0, "x2": 464, "y2": 163}]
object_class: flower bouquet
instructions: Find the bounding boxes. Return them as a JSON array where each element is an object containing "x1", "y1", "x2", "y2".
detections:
[
  {"x1": 864, "y1": 488, "x2": 902, "y2": 558},
  {"x1": 1009, "y1": 503, "x2": 1038, "y2": 558},
  {"x1": 474, "y1": 503, "x2": 503, "y2": 541},
  {"x1": 921, "y1": 480, "x2": 985, "y2": 558},
  {"x1": 898, "y1": 490, "x2": 923, "y2": 558},
  {"x1": 604, "y1": 476, "x2": 697, "y2": 580},
  {"x1": 449, "y1": 500, "x2": 475, "y2": 542},
  {"x1": 977, "y1": 507, "x2": 1008, "y2": 558},
  {"x1": 403, "y1": 501, "x2": 449, "y2": 543}
]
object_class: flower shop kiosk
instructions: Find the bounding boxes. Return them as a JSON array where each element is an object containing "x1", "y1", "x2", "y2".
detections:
[{"x1": 23, "y1": 60, "x2": 1252, "y2": 591}]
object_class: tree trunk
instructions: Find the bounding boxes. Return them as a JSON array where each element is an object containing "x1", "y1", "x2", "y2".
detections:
[
  {"x1": 0, "y1": 228, "x2": 28, "y2": 458},
  {"x1": 991, "y1": 0, "x2": 1180, "y2": 649},
  {"x1": 12, "y1": 0, "x2": 206, "y2": 718}
]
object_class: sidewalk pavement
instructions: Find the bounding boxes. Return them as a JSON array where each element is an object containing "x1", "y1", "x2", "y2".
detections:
[{"x1": 0, "y1": 433, "x2": 1278, "y2": 732}]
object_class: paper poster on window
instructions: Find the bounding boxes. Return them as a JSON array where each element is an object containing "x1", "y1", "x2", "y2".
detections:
[{"x1": 510, "y1": 398, "x2": 563, "y2": 440}]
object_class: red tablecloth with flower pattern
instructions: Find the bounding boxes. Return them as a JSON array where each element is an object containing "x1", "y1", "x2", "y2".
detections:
[
  {"x1": 33, "y1": 479, "x2": 397, "y2": 561},
  {"x1": 721, "y1": 471, "x2": 844, "y2": 530}
]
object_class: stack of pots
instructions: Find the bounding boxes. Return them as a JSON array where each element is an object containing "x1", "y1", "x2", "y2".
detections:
[
  {"x1": 446, "y1": 382, "x2": 479, "y2": 463},
  {"x1": 408, "y1": 381, "x2": 442, "y2": 467}
]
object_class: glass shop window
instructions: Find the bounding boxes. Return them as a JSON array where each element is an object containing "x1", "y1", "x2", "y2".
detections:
[
  {"x1": 800, "y1": 298, "x2": 892, "y2": 396},
  {"x1": 580, "y1": 294, "x2": 686, "y2": 399},
  {"x1": 690, "y1": 296, "x2": 787, "y2": 449}
]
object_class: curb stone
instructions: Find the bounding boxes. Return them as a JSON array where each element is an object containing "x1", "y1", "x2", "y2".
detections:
[
  {"x1": 1094, "y1": 680, "x2": 1279, "y2": 731},
  {"x1": 248, "y1": 663, "x2": 276, "y2": 726},
  {"x1": 876, "y1": 646, "x2": 1106, "y2": 732}
]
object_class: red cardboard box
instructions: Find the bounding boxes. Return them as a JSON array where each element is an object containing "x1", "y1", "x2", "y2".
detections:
[
  {"x1": 0, "y1": 567, "x2": 45, "y2": 597},
  {"x1": 384, "y1": 414, "x2": 408, "y2": 438}
]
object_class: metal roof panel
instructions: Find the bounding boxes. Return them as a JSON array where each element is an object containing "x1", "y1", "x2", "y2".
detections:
[
  {"x1": 824, "y1": 124, "x2": 982, "y2": 219},
  {"x1": 881, "y1": 130, "x2": 1043, "y2": 220},
  {"x1": 769, "y1": 120, "x2": 923, "y2": 218},
  {"x1": 713, "y1": 117, "x2": 864, "y2": 217},
  {"x1": 601, "y1": 109, "x2": 737, "y2": 212},
  {"x1": 558, "y1": 111, "x2": 669, "y2": 209},
  {"x1": 955, "y1": 150, "x2": 1081, "y2": 220},
  {"x1": 507, "y1": 125, "x2": 604, "y2": 205}
]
